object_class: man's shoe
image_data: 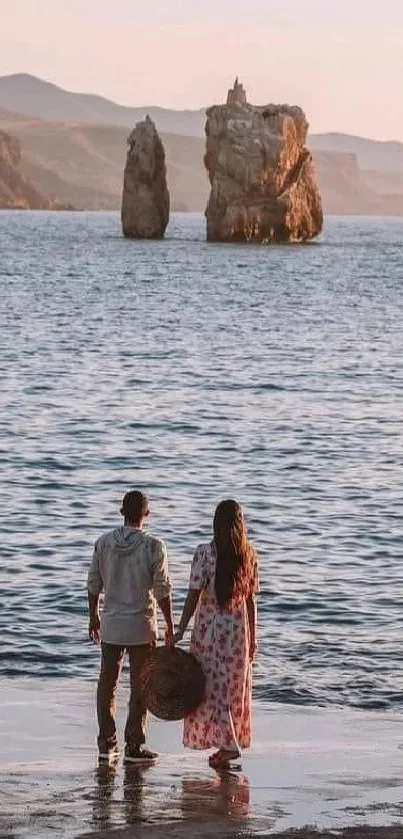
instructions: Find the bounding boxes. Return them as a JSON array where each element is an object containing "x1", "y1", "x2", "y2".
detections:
[
  {"x1": 98, "y1": 743, "x2": 120, "y2": 761},
  {"x1": 124, "y1": 746, "x2": 158, "y2": 764}
]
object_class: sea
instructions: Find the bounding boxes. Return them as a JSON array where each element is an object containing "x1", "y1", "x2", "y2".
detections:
[{"x1": 0, "y1": 211, "x2": 402, "y2": 711}]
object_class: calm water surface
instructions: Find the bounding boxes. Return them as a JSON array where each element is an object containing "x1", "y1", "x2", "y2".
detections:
[{"x1": 0, "y1": 211, "x2": 402, "y2": 709}]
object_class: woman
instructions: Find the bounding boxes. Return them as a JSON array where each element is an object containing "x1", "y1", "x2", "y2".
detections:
[{"x1": 174, "y1": 499, "x2": 259, "y2": 768}]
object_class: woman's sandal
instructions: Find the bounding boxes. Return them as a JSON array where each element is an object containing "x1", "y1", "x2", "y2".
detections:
[{"x1": 209, "y1": 749, "x2": 240, "y2": 768}]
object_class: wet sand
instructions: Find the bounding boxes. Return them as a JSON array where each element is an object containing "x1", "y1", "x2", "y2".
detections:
[
  {"x1": 1, "y1": 679, "x2": 403, "y2": 838},
  {"x1": 79, "y1": 827, "x2": 403, "y2": 839}
]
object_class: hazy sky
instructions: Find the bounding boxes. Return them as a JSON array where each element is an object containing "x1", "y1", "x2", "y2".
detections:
[{"x1": 2, "y1": 0, "x2": 403, "y2": 139}]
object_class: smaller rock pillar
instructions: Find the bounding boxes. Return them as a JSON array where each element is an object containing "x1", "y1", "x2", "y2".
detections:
[{"x1": 121, "y1": 115, "x2": 170, "y2": 239}]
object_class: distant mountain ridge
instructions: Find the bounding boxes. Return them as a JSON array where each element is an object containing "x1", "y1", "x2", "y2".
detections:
[
  {"x1": 0, "y1": 109, "x2": 208, "y2": 211},
  {"x1": 0, "y1": 73, "x2": 206, "y2": 137},
  {"x1": 309, "y1": 133, "x2": 403, "y2": 174},
  {"x1": 1, "y1": 74, "x2": 403, "y2": 216},
  {"x1": 1, "y1": 108, "x2": 403, "y2": 217},
  {"x1": 1, "y1": 73, "x2": 403, "y2": 174}
]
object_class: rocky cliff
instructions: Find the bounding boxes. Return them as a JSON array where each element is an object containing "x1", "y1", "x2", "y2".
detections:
[
  {"x1": 121, "y1": 116, "x2": 169, "y2": 238},
  {"x1": 3, "y1": 106, "x2": 403, "y2": 217},
  {"x1": 204, "y1": 81, "x2": 323, "y2": 243},
  {"x1": 314, "y1": 151, "x2": 386, "y2": 215},
  {"x1": 0, "y1": 129, "x2": 49, "y2": 208}
]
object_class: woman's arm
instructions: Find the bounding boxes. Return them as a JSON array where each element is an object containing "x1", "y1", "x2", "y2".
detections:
[
  {"x1": 246, "y1": 594, "x2": 257, "y2": 661},
  {"x1": 174, "y1": 590, "x2": 201, "y2": 642}
]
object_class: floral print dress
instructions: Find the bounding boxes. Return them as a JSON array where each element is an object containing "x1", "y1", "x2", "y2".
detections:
[{"x1": 183, "y1": 542, "x2": 258, "y2": 753}]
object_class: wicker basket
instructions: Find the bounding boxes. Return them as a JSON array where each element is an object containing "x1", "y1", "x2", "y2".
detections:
[{"x1": 140, "y1": 646, "x2": 206, "y2": 721}]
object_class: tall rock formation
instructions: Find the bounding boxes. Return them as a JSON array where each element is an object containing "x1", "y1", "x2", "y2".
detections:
[
  {"x1": 0, "y1": 130, "x2": 49, "y2": 209},
  {"x1": 121, "y1": 116, "x2": 169, "y2": 239},
  {"x1": 205, "y1": 80, "x2": 323, "y2": 243}
]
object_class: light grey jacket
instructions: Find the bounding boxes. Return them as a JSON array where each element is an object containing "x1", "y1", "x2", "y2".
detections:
[{"x1": 87, "y1": 526, "x2": 171, "y2": 645}]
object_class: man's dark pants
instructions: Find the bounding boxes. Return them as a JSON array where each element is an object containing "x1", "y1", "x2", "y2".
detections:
[{"x1": 97, "y1": 642, "x2": 152, "y2": 750}]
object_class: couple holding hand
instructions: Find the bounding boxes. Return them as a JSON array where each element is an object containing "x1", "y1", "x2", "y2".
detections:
[{"x1": 88, "y1": 490, "x2": 259, "y2": 770}]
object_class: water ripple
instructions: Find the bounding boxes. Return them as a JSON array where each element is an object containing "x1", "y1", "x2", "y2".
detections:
[{"x1": 0, "y1": 211, "x2": 403, "y2": 709}]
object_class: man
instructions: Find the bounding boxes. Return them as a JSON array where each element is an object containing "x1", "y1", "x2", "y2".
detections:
[{"x1": 87, "y1": 490, "x2": 174, "y2": 763}]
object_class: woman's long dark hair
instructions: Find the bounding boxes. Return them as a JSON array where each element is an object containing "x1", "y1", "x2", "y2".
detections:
[{"x1": 214, "y1": 499, "x2": 255, "y2": 609}]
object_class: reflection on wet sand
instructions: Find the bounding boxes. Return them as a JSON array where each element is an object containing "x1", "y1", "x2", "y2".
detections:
[
  {"x1": 92, "y1": 761, "x2": 118, "y2": 830},
  {"x1": 91, "y1": 761, "x2": 251, "y2": 830},
  {"x1": 180, "y1": 770, "x2": 250, "y2": 820},
  {"x1": 92, "y1": 761, "x2": 149, "y2": 829},
  {"x1": 123, "y1": 765, "x2": 147, "y2": 825}
]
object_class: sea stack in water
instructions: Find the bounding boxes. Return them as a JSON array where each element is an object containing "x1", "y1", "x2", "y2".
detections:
[
  {"x1": 121, "y1": 116, "x2": 169, "y2": 239},
  {"x1": 204, "y1": 79, "x2": 323, "y2": 243}
]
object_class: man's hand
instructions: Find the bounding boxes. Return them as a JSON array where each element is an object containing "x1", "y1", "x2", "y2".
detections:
[
  {"x1": 89, "y1": 616, "x2": 101, "y2": 644},
  {"x1": 157, "y1": 594, "x2": 175, "y2": 648}
]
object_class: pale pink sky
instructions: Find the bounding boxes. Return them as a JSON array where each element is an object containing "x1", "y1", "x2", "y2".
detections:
[{"x1": 2, "y1": 0, "x2": 403, "y2": 139}]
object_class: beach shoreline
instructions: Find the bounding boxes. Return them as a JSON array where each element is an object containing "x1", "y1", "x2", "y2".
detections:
[
  {"x1": 1, "y1": 679, "x2": 402, "y2": 838},
  {"x1": 79, "y1": 826, "x2": 403, "y2": 839}
]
